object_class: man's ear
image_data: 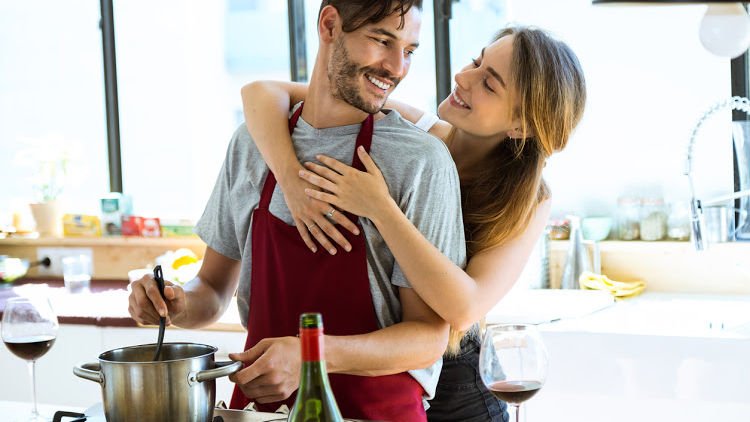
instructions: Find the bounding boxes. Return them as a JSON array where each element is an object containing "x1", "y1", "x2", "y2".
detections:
[{"x1": 319, "y1": 5, "x2": 341, "y2": 45}]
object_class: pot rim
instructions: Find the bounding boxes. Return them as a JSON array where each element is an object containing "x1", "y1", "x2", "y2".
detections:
[{"x1": 98, "y1": 342, "x2": 218, "y2": 364}]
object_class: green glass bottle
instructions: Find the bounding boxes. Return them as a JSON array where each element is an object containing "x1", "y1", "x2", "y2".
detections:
[{"x1": 289, "y1": 313, "x2": 343, "y2": 422}]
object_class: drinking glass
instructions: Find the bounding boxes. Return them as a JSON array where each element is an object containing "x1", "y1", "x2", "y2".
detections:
[
  {"x1": 479, "y1": 324, "x2": 549, "y2": 422},
  {"x1": 62, "y1": 255, "x2": 91, "y2": 293},
  {"x1": 2, "y1": 297, "x2": 59, "y2": 421}
]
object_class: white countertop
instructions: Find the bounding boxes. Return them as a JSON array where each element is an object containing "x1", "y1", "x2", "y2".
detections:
[{"x1": 488, "y1": 289, "x2": 750, "y2": 339}]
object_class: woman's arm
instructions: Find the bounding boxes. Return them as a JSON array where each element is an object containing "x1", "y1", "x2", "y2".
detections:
[
  {"x1": 300, "y1": 149, "x2": 552, "y2": 331},
  {"x1": 384, "y1": 97, "x2": 454, "y2": 143},
  {"x1": 241, "y1": 81, "x2": 360, "y2": 254}
]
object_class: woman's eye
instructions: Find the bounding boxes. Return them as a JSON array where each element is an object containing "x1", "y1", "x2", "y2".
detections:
[
  {"x1": 471, "y1": 58, "x2": 480, "y2": 68},
  {"x1": 483, "y1": 79, "x2": 495, "y2": 93}
]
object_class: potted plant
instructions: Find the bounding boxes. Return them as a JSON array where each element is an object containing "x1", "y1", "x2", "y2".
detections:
[{"x1": 16, "y1": 141, "x2": 70, "y2": 237}]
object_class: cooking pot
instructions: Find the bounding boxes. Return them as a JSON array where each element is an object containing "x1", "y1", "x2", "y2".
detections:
[{"x1": 73, "y1": 342, "x2": 242, "y2": 422}]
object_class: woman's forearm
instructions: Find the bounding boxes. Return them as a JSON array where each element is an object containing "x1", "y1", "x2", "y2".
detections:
[
  {"x1": 371, "y1": 199, "x2": 551, "y2": 331},
  {"x1": 371, "y1": 202, "x2": 482, "y2": 330},
  {"x1": 241, "y1": 81, "x2": 308, "y2": 184}
]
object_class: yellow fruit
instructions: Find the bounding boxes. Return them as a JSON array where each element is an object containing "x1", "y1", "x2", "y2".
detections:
[{"x1": 172, "y1": 254, "x2": 198, "y2": 270}]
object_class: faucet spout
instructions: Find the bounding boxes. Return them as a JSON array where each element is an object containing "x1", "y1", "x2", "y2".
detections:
[{"x1": 684, "y1": 97, "x2": 750, "y2": 251}]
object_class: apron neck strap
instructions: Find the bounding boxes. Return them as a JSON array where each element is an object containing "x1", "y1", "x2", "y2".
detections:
[{"x1": 258, "y1": 103, "x2": 374, "y2": 211}]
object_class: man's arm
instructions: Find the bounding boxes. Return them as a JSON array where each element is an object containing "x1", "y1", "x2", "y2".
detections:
[
  {"x1": 128, "y1": 247, "x2": 241, "y2": 329},
  {"x1": 228, "y1": 287, "x2": 448, "y2": 403},
  {"x1": 325, "y1": 287, "x2": 449, "y2": 375}
]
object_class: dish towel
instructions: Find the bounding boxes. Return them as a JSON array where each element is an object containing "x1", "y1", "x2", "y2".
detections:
[{"x1": 578, "y1": 271, "x2": 646, "y2": 299}]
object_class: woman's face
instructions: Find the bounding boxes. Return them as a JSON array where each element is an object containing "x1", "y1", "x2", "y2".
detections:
[{"x1": 438, "y1": 35, "x2": 522, "y2": 138}]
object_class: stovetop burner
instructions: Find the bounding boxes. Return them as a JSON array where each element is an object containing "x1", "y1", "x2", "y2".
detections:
[{"x1": 51, "y1": 404, "x2": 291, "y2": 422}]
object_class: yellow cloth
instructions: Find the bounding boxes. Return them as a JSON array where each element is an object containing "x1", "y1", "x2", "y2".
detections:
[{"x1": 578, "y1": 271, "x2": 646, "y2": 299}]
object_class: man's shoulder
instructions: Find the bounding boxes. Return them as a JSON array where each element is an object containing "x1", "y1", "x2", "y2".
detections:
[{"x1": 375, "y1": 109, "x2": 451, "y2": 160}]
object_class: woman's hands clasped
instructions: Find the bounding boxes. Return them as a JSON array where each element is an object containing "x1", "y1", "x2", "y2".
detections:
[{"x1": 299, "y1": 146, "x2": 393, "y2": 231}]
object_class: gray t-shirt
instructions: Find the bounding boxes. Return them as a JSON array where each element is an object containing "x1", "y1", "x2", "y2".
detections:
[{"x1": 195, "y1": 106, "x2": 466, "y2": 402}]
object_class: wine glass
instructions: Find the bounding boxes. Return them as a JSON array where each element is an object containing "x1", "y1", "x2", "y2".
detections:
[
  {"x1": 2, "y1": 297, "x2": 59, "y2": 421},
  {"x1": 479, "y1": 324, "x2": 549, "y2": 422}
]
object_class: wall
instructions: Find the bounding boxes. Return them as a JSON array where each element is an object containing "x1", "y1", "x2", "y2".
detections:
[{"x1": 508, "y1": 0, "x2": 734, "y2": 217}]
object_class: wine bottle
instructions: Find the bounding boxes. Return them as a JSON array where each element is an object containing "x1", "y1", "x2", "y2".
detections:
[{"x1": 289, "y1": 313, "x2": 343, "y2": 422}]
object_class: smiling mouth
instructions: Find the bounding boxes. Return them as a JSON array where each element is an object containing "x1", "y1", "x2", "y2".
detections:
[
  {"x1": 366, "y1": 74, "x2": 393, "y2": 92},
  {"x1": 452, "y1": 90, "x2": 471, "y2": 109}
]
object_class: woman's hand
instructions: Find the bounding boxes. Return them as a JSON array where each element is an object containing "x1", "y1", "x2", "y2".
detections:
[
  {"x1": 299, "y1": 146, "x2": 394, "y2": 222},
  {"x1": 278, "y1": 169, "x2": 360, "y2": 255}
]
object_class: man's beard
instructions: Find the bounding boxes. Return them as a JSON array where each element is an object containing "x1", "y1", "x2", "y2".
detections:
[{"x1": 328, "y1": 38, "x2": 399, "y2": 114}]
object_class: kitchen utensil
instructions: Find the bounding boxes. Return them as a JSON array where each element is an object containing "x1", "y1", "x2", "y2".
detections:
[
  {"x1": 152, "y1": 265, "x2": 166, "y2": 361},
  {"x1": 73, "y1": 342, "x2": 242, "y2": 422},
  {"x1": 0, "y1": 256, "x2": 51, "y2": 284}
]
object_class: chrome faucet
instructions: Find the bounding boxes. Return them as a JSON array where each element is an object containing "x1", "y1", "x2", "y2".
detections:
[{"x1": 685, "y1": 96, "x2": 750, "y2": 250}]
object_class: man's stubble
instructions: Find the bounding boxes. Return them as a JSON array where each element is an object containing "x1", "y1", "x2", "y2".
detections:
[{"x1": 327, "y1": 37, "x2": 399, "y2": 115}]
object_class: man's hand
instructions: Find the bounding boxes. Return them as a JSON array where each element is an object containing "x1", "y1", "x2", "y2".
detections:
[
  {"x1": 128, "y1": 274, "x2": 186, "y2": 326},
  {"x1": 228, "y1": 336, "x2": 301, "y2": 403}
]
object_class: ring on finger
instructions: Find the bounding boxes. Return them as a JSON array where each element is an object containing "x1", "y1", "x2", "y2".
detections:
[{"x1": 325, "y1": 208, "x2": 336, "y2": 219}]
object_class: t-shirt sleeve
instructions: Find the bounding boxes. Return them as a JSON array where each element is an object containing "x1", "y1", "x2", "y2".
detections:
[
  {"x1": 193, "y1": 139, "x2": 242, "y2": 261},
  {"x1": 390, "y1": 151, "x2": 467, "y2": 288},
  {"x1": 413, "y1": 111, "x2": 440, "y2": 132}
]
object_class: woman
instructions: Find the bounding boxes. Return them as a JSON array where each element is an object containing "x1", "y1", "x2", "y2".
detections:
[{"x1": 241, "y1": 26, "x2": 586, "y2": 421}]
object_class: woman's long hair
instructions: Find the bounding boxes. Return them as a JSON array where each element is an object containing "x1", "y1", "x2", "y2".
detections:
[{"x1": 447, "y1": 26, "x2": 587, "y2": 354}]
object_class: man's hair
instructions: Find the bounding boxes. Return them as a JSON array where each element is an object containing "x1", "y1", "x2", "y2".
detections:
[{"x1": 319, "y1": 0, "x2": 422, "y2": 32}]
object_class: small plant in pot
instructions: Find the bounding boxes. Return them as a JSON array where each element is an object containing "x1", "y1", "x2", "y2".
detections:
[{"x1": 16, "y1": 141, "x2": 70, "y2": 237}]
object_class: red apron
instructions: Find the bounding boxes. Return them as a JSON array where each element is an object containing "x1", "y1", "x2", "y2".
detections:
[{"x1": 229, "y1": 104, "x2": 426, "y2": 421}]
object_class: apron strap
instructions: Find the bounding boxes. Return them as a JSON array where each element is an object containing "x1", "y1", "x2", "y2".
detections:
[
  {"x1": 258, "y1": 103, "x2": 373, "y2": 212},
  {"x1": 258, "y1": 104, "x2": 305, "y2": 210}
]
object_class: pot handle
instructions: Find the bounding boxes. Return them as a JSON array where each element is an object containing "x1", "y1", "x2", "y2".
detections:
[
  {"x1": 73, "y1": 362, "x2": 104, "y2": 385},
  {"x1": 189, "y1": 360, "x2": 243, "y2": 386}
]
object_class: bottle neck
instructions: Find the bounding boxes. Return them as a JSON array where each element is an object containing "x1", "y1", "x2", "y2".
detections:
[{"x1": 300, "y1": 327, "x2": 323, "y2": 362}]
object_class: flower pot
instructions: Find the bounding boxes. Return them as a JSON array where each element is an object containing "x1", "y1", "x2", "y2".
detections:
[{"x1": 29, "y1": 200, "x2": 63, "y2": 237}]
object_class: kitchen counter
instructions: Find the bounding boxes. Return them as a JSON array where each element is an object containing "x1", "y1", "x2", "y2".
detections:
[
  {"x1": 2, "y1": 282, "x2": 749, "y2": 420},
  {"x1": 0, "y1": 278, "x2": 243, "y2": 331}
]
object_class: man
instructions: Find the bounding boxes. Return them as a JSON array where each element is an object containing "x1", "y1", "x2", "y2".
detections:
[{"x1": 128, "y1": 1, "x2": 465, "y2": 420}]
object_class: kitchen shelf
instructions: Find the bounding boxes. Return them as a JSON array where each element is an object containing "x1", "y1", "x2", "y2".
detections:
[{"x1": 0, "y1": 235, "x2": 205, "y2": 248}]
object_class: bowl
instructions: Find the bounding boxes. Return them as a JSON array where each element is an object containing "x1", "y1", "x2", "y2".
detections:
[{"x1": 582, "y1": 217, "x2": 612, "y2": 241}]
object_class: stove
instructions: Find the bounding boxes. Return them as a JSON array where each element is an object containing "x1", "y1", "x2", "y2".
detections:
[{"x1": 52, "y1": 403, "x2": 290, "y2": 422}]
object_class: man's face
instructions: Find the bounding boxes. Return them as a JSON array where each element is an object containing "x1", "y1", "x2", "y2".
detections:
[{"x1": 327, "y1": 7, "x2": 422, "y2": 114}]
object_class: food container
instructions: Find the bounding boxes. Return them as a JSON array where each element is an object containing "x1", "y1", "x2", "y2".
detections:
[
  {"x1": 73, "y1": 342, "x2": 242, "y2": 422},
  {"x1": 616, "y1": 197, "x2": 641, "y2": 240},
  {"x1": 640, "y1": 197, "x2": 667, "y2": 241},
  {"x1": 548, "y1": 219, "x2": 570, "y2": 240}
]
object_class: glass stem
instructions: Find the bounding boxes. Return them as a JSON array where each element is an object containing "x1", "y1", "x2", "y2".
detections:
[
  {"x1": 513, "y1": 404, "x2": 521, "y2": 422},
  {"x1": 28, "y1": 360, "x2": 39, "y2": 417}
]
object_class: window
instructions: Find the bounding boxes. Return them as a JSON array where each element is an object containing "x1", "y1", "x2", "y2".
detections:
[
  {"x1": 0, "y1": 1, "x2": 108, "y2": 216},
  {"x1": 115, "y1": 0, "x2": 290, "y2": 220},
  {"x1": 0, "y1": 0, "x2": 740, "y2": 228}
]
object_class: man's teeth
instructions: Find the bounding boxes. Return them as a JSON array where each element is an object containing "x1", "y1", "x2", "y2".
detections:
[
  {"x1": 367, "y1": 75, "x2": 391, "y2": 90},
  {"x1": 453, "y1": 91, "x2": 469, "y2": 108}
]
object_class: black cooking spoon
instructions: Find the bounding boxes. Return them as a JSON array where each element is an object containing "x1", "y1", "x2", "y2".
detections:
[{"x1": 152, "y1": 265, "x2": 166, "y2": 361}]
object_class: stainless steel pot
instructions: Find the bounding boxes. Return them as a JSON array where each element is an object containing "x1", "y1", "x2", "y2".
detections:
[{"x1": 73, "y1": 342, "x2": 242, "y2": 422}]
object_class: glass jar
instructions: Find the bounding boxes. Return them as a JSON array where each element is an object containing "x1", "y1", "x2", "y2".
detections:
[
  {"x1": 548, "y1": 219, "x2": 570, "y2": 240},
  {"x1": 616, "y1": 197, "x2": 641, "y2": 240},
  {"x1": 667, "y1": 201, "x2": 691, "y2": 241},
  {"x1": 640, "y1": 197, "x2": 668, "y2": 241}
]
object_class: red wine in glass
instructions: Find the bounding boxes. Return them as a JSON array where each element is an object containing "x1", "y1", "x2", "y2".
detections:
[
  {"x1": 4, "y1": 335, "x2": 56, "y2": 361},
  {"x1": 2, "y1": 297, "x2": 59, "y2": 421},
  {"x1": 488, "y1": 380, "x2": 543, "y2": 404}
]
